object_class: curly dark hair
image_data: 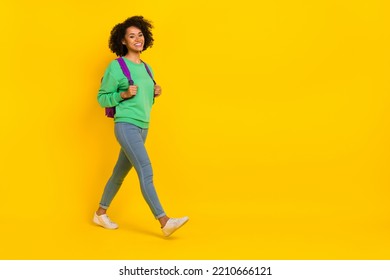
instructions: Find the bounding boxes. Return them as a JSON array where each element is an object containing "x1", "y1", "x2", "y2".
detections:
[{"x1": 109, "y1": 16, "x2": 154, "y2": 56}]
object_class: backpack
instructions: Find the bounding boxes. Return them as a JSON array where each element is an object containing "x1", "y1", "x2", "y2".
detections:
[{"x1": 105, "y1": 57, "x2": 156, "y2": 118}]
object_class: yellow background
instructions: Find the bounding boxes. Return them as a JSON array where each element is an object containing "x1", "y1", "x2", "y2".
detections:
[{"x1": 1, "y1": 0, "x2": 390, "y2": 259}]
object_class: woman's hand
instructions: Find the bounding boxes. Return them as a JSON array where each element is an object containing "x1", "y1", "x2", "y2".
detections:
[
  {"x1": 154, "y1": 84, "x2": 162, "y2": 97},
  {"x1": 121, "y1": 85, "x2": 138, "y2": 99}
]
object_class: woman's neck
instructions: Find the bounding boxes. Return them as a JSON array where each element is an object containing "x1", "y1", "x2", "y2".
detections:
[{"x1": 124, "y1": 52, "x2": 141, "y2": 64}]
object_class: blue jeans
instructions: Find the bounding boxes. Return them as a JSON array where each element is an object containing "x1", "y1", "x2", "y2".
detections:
[{"x1": 99, "y1": 122, "x2": 166, "y2": 219}]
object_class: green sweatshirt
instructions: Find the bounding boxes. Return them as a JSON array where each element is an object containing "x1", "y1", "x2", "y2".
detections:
[{"x1": 97, "y1": 57, "x2": 155, "y2": 128}]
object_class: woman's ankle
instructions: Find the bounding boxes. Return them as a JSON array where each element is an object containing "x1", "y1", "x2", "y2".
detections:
[
  {"x1": 158, "y1": 216, "x2": 170, "y2": 228},
  {"x1": 96, "y1": 207, "x2": 107, "y2": 216}
]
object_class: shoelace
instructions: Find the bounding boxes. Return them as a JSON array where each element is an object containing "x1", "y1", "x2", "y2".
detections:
[
  {"x1": 169, "y1": 218, "x2": 182, "y2": 226},
  {"x1": 101, "y1": 215, "x2": 116, "y2": 226}
]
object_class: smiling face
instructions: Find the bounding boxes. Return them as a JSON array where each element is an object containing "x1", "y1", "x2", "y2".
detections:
[{"x1": 122, "y1": 26, "x2": 144, "y2": 53}]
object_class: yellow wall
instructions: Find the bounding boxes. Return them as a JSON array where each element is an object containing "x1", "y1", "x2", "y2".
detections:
[{"x1": 1, "y1": 0, "x2": 390, "y2": 259}]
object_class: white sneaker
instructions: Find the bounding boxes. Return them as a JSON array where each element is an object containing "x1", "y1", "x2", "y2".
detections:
[
  {"x1": 93, "y1": 212, "x2": 119, "y2": 229},
  {"x1": 162, "y1": 216, "x2": 189, "y2": 237}
]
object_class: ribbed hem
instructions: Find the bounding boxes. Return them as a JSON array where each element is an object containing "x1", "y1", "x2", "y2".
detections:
[
  {"x1": 114, "y1": 91, "x2": 124, "y2": 104},
  {"x1": 114, "y1": 118, "x2": 149, "y2": 129}
]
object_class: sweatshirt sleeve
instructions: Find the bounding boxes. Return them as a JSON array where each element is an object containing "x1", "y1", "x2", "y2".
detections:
[{"x1": 97, "y1": 67, "x2": 124, "y2": 108}]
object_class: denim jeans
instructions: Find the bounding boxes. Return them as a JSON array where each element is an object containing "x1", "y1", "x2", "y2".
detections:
[{"x1": 99, "y1": 122, "x2": 166, "y2": 219}]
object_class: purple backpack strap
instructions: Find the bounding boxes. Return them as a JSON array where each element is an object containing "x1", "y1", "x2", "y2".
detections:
[
  {"x1": 105, "y1": 58, "x2": 156, "y2": 117},
  {"x1": 142, "y1": 61, "x2": 156, "y2": 85},
  {"x1": 104, "y1": 57, "x2": 133, "y2": 118},
  {"x1": 117, "y1": 57, "x2": 134, "y2": 85},
  {"x1": 118, "y1": 57, "x2": 155, "y2": 85}
]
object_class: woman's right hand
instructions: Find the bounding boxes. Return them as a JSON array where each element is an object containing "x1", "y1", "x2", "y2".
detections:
[{"x1": 121, "y1": 85, "x2": 138, "y2": 99}]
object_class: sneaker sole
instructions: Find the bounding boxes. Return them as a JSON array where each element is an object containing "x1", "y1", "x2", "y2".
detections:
[
  {"x1": 92, "y1": 217, "x2": 119, "y2": 230},
  {"x1": 163, "y1": 218, "x2": 189, "y2": 237}
]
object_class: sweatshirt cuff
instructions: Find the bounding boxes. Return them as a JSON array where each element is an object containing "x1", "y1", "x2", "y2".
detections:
[{"x1": 114, "y1": 91, "x2": 124, "y2": 104}]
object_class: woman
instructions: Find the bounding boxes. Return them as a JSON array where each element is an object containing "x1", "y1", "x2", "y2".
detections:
[{"x1": 94, "y1": 16, "x2": 188, "y2": 237}]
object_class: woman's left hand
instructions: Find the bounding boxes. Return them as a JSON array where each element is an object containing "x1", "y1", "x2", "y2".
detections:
[{"x1": 154, "y1": 85, "x2": 162, "y2": 97}]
